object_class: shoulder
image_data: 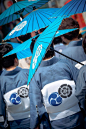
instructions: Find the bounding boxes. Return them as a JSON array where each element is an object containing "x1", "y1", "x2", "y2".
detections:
[{"x1": 18, "y1": 68, "x2": 29, "y2": 78}]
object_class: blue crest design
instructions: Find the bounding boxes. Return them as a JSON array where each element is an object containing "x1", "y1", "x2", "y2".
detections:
[
  {"x1": 48, "y1": 92, "x2": 62, "y2": 106},
  {"x1": 9, "y1": 93, "x2": 21, "y2": 105}
]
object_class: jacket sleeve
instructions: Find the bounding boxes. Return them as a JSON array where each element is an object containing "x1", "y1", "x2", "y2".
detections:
[
  {"x1": 75, "y1": 65, "x2": 86, "y2": 112},
  {"x1": 29, "y1": 75, "x2": 50, "y2": 129}
]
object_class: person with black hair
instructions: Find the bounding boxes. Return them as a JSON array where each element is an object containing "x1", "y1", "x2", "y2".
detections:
[
  {"x1": 58, "y1": 17, "x2": 81, "y2": 47},
  {"x1": 0, "y1": 43, "x2": 30, "y2": 129},
  {"x1": 29, "y1": 37, "x2": 84, "y2": 129},
  {"x1": 58, "y1": 18, "x2": 86, "y2": 69}
]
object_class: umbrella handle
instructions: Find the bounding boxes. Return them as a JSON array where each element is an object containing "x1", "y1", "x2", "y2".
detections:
[{"x1": 50, "y1": 47, "x2": 84, "y2": 66}]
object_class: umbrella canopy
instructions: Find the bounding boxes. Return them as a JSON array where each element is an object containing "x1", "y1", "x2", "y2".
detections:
[
  {"x1": 50, "y1": 0, "x2": 86, "y2": 18},
  {"x1": 27, "y1": 16, "x2": 67, "y2": 85},
  {"x1": 3, "y1": 28, "x2": 78, "y2": 58},
  {"x1": 1, "y1": 42, "x2": 32, "y2": 59},
  {"x1": 3, "y1": 8, "x2": 59, "y2": 41},
  {"x1": 3, "y1": 35, "x2": 38, "y2": 58},
  {"x1": 0, "y1": 0, "x2": 50, "y2": 26}
]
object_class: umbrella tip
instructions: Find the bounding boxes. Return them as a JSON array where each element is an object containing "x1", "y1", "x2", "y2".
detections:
[{"x1": 33, "y1": 6, "x2": 36, "y2": 10}]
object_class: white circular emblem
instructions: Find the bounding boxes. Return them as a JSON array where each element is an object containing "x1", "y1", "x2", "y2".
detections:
[
  {"x1": 17, "y1": 87, "x2": 28, "y2": 98},
  {"x1": 32, "y1": 44, "x2": 42, "y2": 69},
  {"x1": 9, "y1": 21, "x2": 27, "y2": 36}
]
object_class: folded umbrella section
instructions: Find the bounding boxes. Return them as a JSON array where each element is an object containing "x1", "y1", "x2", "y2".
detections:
[
  {"x1": 3, "y1": 8, "x2": 59, "y2": 41},
  {"x1": 0, "y1": 0, "x2": 50, "y2": 26},
  {"x1": 50, "y1": 0, "x2": 86, "y2": 18},
  {"x1": 1, "y1": 42, "x2": 32, "y2": 59},
  {"x1": 3, "y1": 28, "x2": 78, "y2": 58}
]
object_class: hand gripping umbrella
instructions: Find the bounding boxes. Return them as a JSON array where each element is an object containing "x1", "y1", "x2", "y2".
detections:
[
  {"x1": 3, "y1": 8, "x2": 59, "y2": 41},
  {"x1": 0, "y1": 0, "x2": 50, "y2": 26},
  {"x1": 50, "y1": 0, "x2": 86, "y2": 18}
]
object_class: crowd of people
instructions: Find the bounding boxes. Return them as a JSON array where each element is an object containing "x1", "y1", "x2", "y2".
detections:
[{"x1": 0, "y1": 17, "x2": 86, "y2": 129}]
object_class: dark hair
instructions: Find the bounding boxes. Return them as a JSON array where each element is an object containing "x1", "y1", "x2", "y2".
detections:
[
  {"x1": 82, "y1": 35, "x2": 86, "y2": 54},
  {"x1": 0, "y1": 43, "x2": 17, "y2": 68},
  {"x1": 30, "y1": 36, "x2": 55, "y2": 59},
  {"x1": 18, "y1": 33, "x2": 31, "y2": 42},
  {"x1": 53, "y1": 36, "x2": 62, "y2": 45},
  {"x1": 30, "y1": 35, "x2": 39, "y2": 53},
  {"x1": 43, "y1": 42, "x2": 55, "y2": 60},
  {"x1": 58, "y1": 17, "x2": 80, "y2": 40}
]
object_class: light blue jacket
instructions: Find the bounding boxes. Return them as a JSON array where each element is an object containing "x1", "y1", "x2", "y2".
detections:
[
  {"x1": 0, "y1": 67, "x2": 30, "y2": 129},
  {"x1": 29, "y1": 57, "x2": 84, "y2": 129}
]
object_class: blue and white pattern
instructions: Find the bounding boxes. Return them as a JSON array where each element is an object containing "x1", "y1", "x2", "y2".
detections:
[
  {"x1": 9, "y1": 21, "x2": 27, "y2": 36},
  {"x1": 9, "y1": 93, "x2": 21, "y2": 105},
  {"x1": 32, "y1": 44, "x2": 42, "y2": 69},
  {"x1": 48, "y1": 92, "x2": 62, "y2": 106}
]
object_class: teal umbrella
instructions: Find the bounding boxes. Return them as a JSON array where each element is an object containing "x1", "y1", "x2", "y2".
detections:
[
  {"x1": 50, "y1": 0, "x2": 86, "y2": 18},
  {"x1": 0, "y1": 0, "x2": 50, "y2": 26},
  {"x1": 3, "y1": 28, "x2": 78, "y2": 58},
  {"x1": 1, "y1": 42, "x2": 32, "y2": 59},
  {"x1": 3, "y1": 8, "x2": 59, "y2": 41},
  {"x1": 3, "y1": 35, "x2": 38, "y2": 58},
  {"x1": 27, "y1": 19, "x2": 81, "y2": 85}
]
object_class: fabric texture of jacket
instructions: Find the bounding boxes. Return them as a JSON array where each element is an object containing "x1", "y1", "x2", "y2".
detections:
[
  {"x1": 0, "y1": 67, "x2": 30, "y2": 129},
  {"x1": 29, "y1": 56, "x2": 84, "y2": 129},
  {"x1": 60, "y1": 45, "x2": 86, "y2": 69}
]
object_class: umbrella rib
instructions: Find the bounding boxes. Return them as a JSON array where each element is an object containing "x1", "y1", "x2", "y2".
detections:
[
  {"x1": 74, "y1": 0, "x2": 83, "y2": 14},
  {"x1": 7, "y1": 7, "x2": 13, "y2": 24},
  {"x1": 39, "y1": 11, "x2": 52, "y2": 23},
  {"x1": 40, "y1": 11, "x2": 55, "y2": 17},
  {"x1": 35, "y1": 12, "x2": 40, "y2": 30},
  {"x1": 52, "y1": 0, "x2": 76, "y2": 17},
  {"x1": 81, "y1": 0, "x2": 86, "y2": 13},
  {"x1": 16, "y1": 2, "x2": 23, "y2": 10},
  {"x1": 3, "y1": 6, "x2": 12, "y2": 25},
  {"x1": 32, "y1": 13, "x2": 34, "y2": 32},
  {"x1": 22, "y1": 40, "x2": 31, "y2": 51},
  {"x1": 23, "y1": 8, "x2": 32, "y2": 13},
  {"x1": 37, "y1": 12, "x2": 47, "y2": 27},
  {"x1": 26, "y1": 14, "x2": 33, "y2": 33}
]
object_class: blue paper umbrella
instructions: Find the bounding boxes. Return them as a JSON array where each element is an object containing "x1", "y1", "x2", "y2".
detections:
[
  {"x1": 51, "y1": 0, "x2": 86, "y2": 18},
  {"x1": 0, "y1": 0, "x2": 50, "y2": 26},
  {"x1": 3, "y1": 28, "x2": 78, "y2": 59},
  {"x1": 27, "y1": 16, "x2": 65, "y2": 85},
  {"x1": 3, "y1": 35, "x2": 39, "y2": 58},
  {"x1": 3, "y1": 8, "x2": 59, "y2": 41},
  {"x1": 55, "y1": 28, "x2": 78, "y2": 38},
  {"x1": 2, "y1": 42, "x2": 32, "y2": 60}
]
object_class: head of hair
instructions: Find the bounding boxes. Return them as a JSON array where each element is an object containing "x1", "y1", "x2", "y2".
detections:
[
  {"x1": 43, "y1": 42, "x2": 55, "y2": 60},
  {"x1": 53, "y1": 36, "x2": 62, "y2": 45},
  {"x1": 58, "y1": 17, "x2": 80, "y2": 40},
  {"x1": 18, "y1": 33, "x2": 31, "y2": 42},
  {"x1": 78, "y1": 33, "x2": 82, "y2": 39},
  {"x1": 30, "y1": 35, "x2": 39, "y2": 53},
  {"x1": 0, "y1": 43, "x2": 17, "y2": 69},
  {"x1": 82, "y1": 35, "x2": 86, "y2": 54}
]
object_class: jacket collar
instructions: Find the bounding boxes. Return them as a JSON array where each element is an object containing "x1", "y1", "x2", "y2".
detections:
[{"x1": 40, "y1": 56, "x2": 58, "y2": 67}]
